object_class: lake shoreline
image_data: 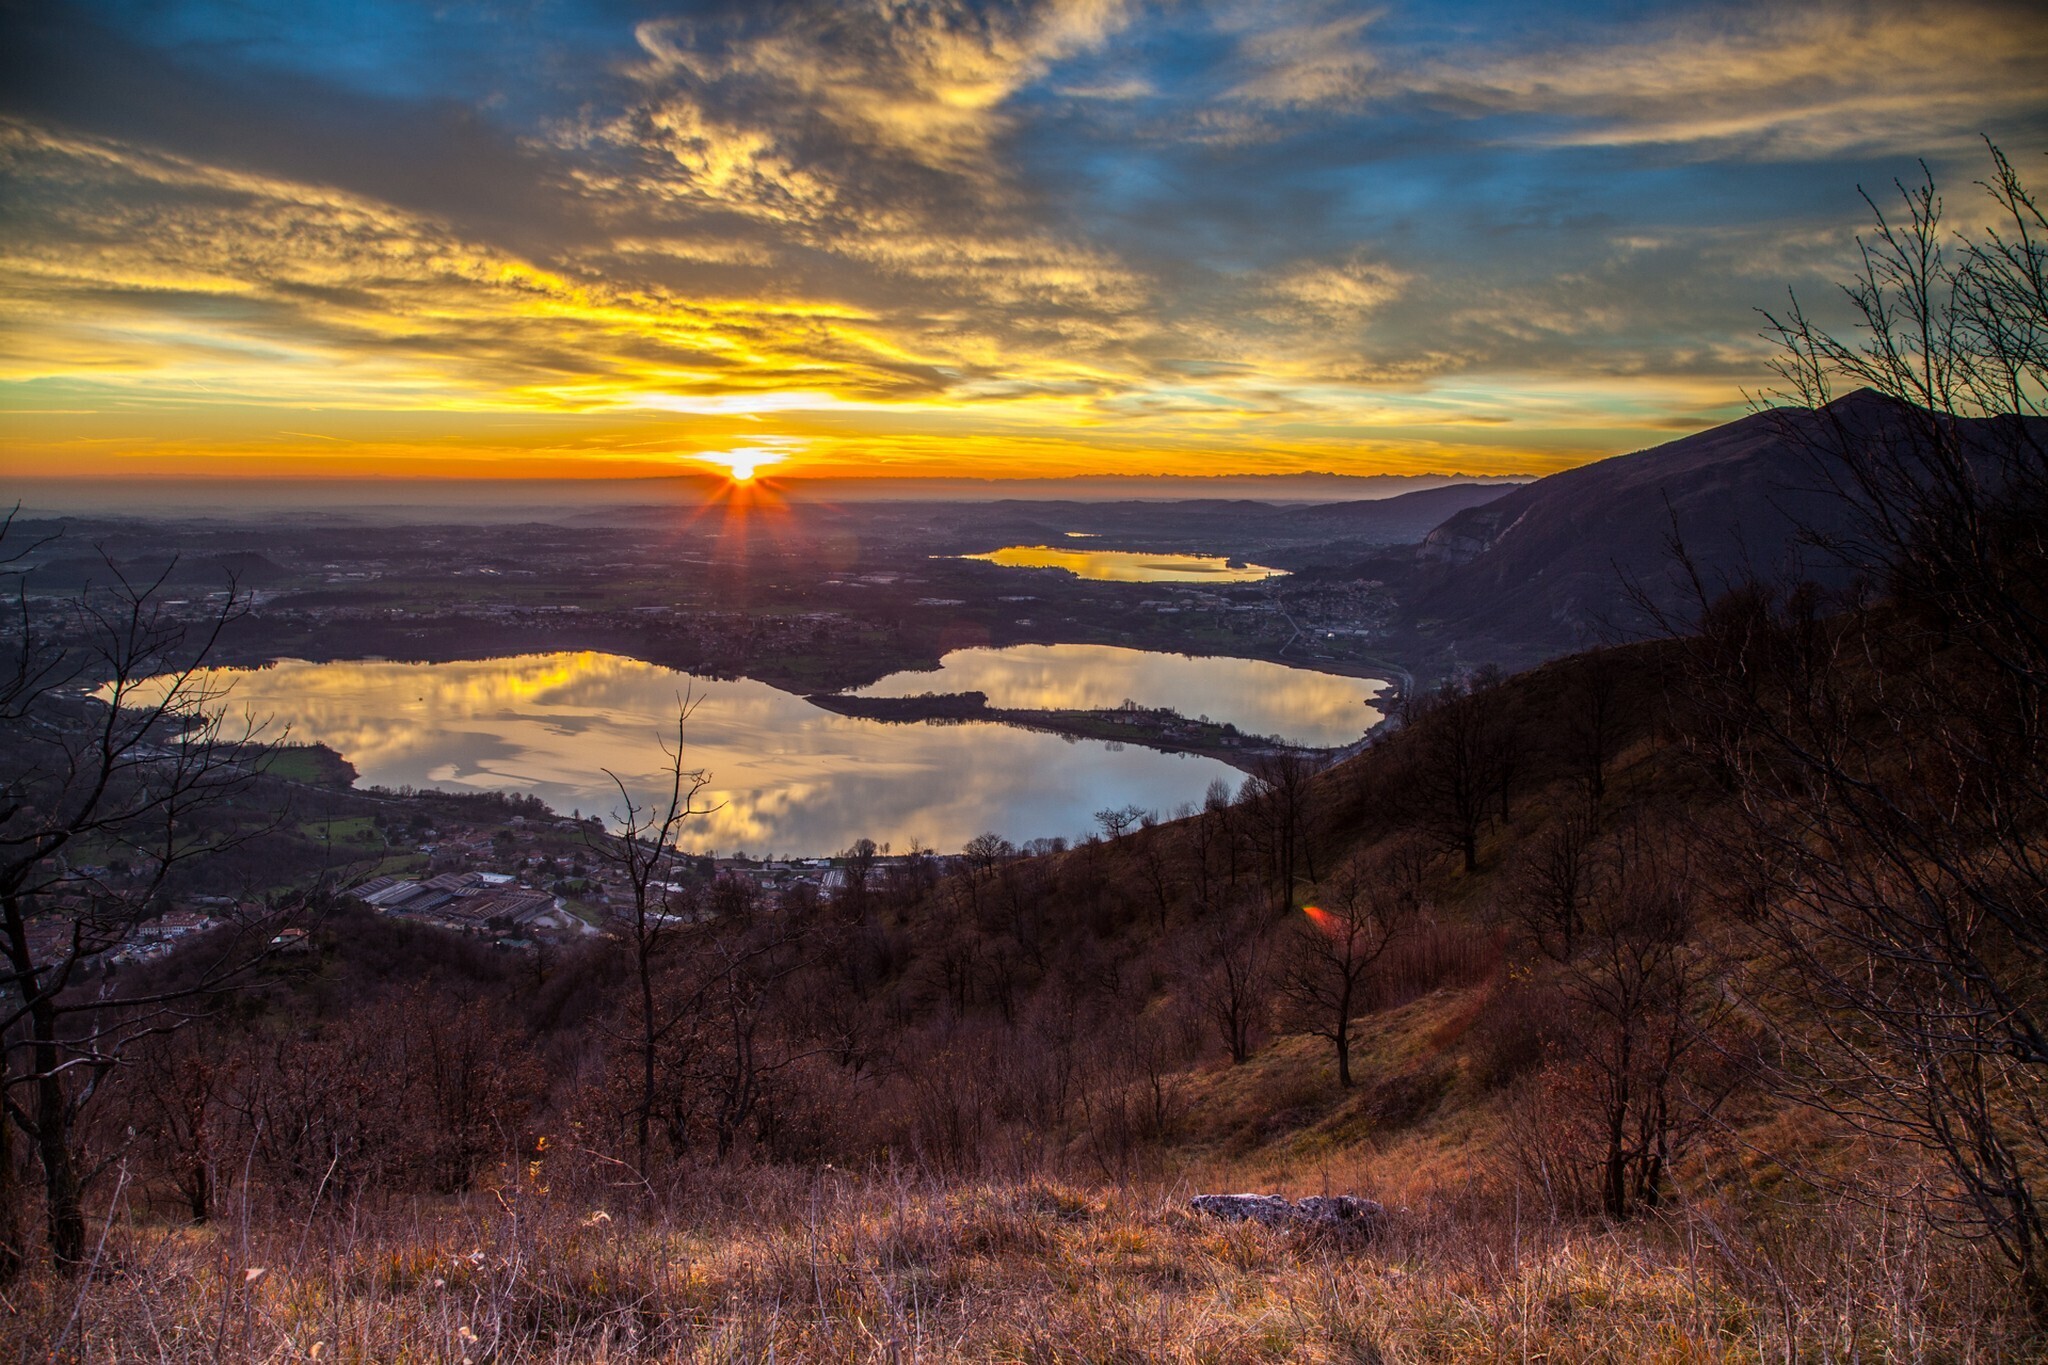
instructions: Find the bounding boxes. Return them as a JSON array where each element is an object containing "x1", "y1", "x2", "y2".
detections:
[{"x1": 806, "y1": 691, "x2": 1327, "y2": 774}]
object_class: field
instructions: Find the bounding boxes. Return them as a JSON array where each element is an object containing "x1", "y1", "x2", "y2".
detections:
[
  {"x1": 16, "y1": 973, "x2": 2039, "y2": 1362},
  {"x1": 21, "y1": 1148, "x2": 2024, "y2": 1362}
]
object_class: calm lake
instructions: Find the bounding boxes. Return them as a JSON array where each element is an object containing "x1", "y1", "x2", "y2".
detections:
[
  {"x1": 145, "y1": 651, "x2": 1259, "y2": 854},
  {"x1": 853, "y1": 644, "x2": 1385, "y2": 748},
  {"x1": 956, "y1": 545, "x2": 1284, "y2": 582}
]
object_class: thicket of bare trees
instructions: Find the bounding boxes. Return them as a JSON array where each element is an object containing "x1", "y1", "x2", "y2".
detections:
[
  {"x1": 1689, "y1": 144, "x2": 2048, "y2": 1306},
  {"x1": 1241, "y1": 751, "x2": 1323, "y2": 909},
  {"x1": 0, "y1": 518, "x2": 306, "y2": 1275},
  {"x1": 1182, "y1": 897, "x2": 1270, "y2": 1065},
  {"x1": 1401, "y1": 676, "x2": 1514, "y2": 873},
  {"x1": 1501, "y1": 811, "x2": 1738, "y2": 1219}
]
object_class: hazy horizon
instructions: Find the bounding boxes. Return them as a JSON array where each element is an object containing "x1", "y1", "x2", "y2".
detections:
[{"x1": 9, "y1": 470, "x2": 1528, "y2": 520}]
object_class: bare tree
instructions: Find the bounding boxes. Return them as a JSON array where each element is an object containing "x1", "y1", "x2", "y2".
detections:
[
  {"x1": 1183, "y1": 782, "x2": 1226, "y2": 906},
  {"x1": 836, "y1": 837, "x2": 880, "y2": 920},
  {"x1": 104, "y1": 1025, "x2": 237, "y2": 1225},
  {"x1": 584, "y1": 699, "x2": 718, "y2": 1183},
  {"x1": 1405, "y1": 680, "x2": 1500, "y2": 874},
  {"x1": 1507, "y1": 809, "x2": 1599, "y2": 960},
  {"x1": 1198, "y1": 776, "x2": 1250, "y2": 899},
  {"x1": 1554, "y1": 827, "x2": 1724, "y2": 1220},
  {"x1": 1183, "y1": 897, "x2": 1270, "y2": 1064},
  {"x1": 589, "y1": 739, "x2": 824, "y2": 1173},
  {"x1": 1499, "y1": 815, "x2": 1735, "y2": 1221},
  {"x1": 1559, "y1": 651, "x2": 1626, "y2": 808},
  {"x1": 958, "y1": 830, "x2": 1013, "y2": 920},
  {"x1": 1470, "y1": 663, "x2": 1523, "y2": 823},
  {"x1": 1276, "y1": 863, "x2": 1411, "y2": 1087},
  {"x1": 1132, "y1": 817, "x2": 1179, "y2": 931},
  {"x1": 1093, "y1": 804, "x2": 1145, "y2": 842},
  {"x1": 1242, "y1": 750, "x2": 1324, "y2": 910},
  {"x1": 880, "y1": 839, "x2": 942, "y2": 913},
  {"x1": 994, "y1": 853, "x2": 1053, "y2": 970},
  {"x1": 0, "y1": 521, "x2": 294, "y2": 1272}
]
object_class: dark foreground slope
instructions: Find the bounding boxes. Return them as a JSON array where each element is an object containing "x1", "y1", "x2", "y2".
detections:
[{"x1": 13, "y1": 610, "x2": 2042, "y2": 1359}]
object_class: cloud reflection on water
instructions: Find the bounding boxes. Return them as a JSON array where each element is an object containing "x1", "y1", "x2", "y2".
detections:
[
  {"x1": 139, "y1": 651, "x2": 1248, "y2": 855},
  {"x1": 855, "y1": 643, "x2": 1384, "y2": 748}
]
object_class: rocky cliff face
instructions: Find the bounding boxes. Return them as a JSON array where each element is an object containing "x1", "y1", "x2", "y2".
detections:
[{"x1": 1418, "y1": 500, "x2": 1517, "y2": 565}]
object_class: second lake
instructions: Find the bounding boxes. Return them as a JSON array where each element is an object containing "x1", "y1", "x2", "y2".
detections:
[{"x1": 853, "y1": 643, "x2": 1386, "y2": 748}]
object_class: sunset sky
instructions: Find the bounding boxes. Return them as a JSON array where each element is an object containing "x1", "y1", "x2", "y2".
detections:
[{"x1": 3, "y1": 1, "x2": 2043, "y2": 485}]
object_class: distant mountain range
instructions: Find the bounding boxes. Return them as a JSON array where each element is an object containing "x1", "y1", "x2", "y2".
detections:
[
  {"x1": 1386, "y1": 389, "x2": 2044, "y2": 673},
  {"x1": 895, "y1": 482, "x2": 1523, "y2": 560}
]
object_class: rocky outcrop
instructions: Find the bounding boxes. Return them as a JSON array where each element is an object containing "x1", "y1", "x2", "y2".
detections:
[
  {"x1": 1416, "y1": 500, "x2": 1515, "y2": 565},
  {"x1": 1188, "y1": 1193, "x2": 1384, "y2": 1232}
]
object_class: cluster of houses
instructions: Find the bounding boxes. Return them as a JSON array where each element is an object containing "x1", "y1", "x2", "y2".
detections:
[
  {"x1": 8, "y1": 899, "x2": 250, "y2": 981},
  {"x1": 703, "y1": 852, "x2": 964, "y2": 897},
  {"x1": 24, "y1": 906, "x2": 233, "y2": 972},
  {"x1": 109, "y1": 908, "x2": 226, "y2": 965},
  {"x1": 10, "y1": 833, "x2": 976, "y2": 994},
  {"x1": 348, "y1": 871, "x2": 575, "y2": 941},
  {"x1": 11, "y1": 869, "x2": 574, "y2": 988}
]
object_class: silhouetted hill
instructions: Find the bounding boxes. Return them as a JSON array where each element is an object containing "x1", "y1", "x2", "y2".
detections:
[
  {"x1": 1393, "y1": 390, "x2": 2040, "y2": 671},
  {"x1": 1289, "y1": 482, "x2": 1517, "y2": 541}
]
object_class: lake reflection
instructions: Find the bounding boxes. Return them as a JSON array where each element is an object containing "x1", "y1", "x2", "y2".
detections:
[
  {"x1": 958, "y1": 545, "x2": 1284, "y2": 582},
  {"x1": 855, "y1": 644, "x2": 1385, "y2": 748},
  {"x1": 138, "y1": 652, "x2": 1244, "y2": 854}
]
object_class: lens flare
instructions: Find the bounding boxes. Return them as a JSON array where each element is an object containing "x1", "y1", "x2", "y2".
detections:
[{"x1": 1302, "y1": 904, "x2": 1340, "y2": 936}]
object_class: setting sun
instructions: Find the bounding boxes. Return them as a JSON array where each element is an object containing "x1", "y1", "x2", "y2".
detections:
[{"x1": 697, "y1": 449, "x2": 786, "y2": 484}]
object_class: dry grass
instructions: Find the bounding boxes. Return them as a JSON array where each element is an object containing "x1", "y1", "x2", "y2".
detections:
[
  {"x1": 13, "y1": 1155, "x2": 2035, "y2": 1363},
  {"x1": 22, "y1": 974, "x2": 2030, "y2": 1361}
]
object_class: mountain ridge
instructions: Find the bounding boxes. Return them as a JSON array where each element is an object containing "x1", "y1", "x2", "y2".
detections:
[{"x1": 1390, "y1": 389, "x2": 2039, "y2": 672}]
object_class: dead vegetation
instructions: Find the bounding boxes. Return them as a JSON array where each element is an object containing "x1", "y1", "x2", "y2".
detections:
[{"x1": 10, "y1": 1136, "x2": 2033, "y2": 1362}]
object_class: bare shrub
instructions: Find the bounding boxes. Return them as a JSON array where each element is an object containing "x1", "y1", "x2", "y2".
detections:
[
  {"x1": 1466, "y1": 981, "x2": 1568, "y2": 1091},
  {"x1": 1373, "y1": 918, "x2": 1502, "y2": 1009}
]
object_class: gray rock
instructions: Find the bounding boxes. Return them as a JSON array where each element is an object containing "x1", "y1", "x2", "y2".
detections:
[
  {"x1": 1294, "y1": 1195, "x2": 1383, "y2": 1227},
  {"x1": 1189, "y1": 1193, "x2": 1384, "y2": 1233},
  {"x1": 1188, "y1": 1194, "x2": 1299, "y2": 1227}
]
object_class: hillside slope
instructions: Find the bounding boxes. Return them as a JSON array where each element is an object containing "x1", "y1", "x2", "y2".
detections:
[
  {"x1": 1392, "y1": 389, "x2": 2039, "y2": 671},
  {"x1": 22, "y1": 626, "x2": 2039, "y2": 1360}
]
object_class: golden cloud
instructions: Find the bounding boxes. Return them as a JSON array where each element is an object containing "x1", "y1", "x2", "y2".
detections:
[
  {"x1": 1394, "y1": 1, "x2": 2048, "y2": 157},
  {"x1": 0, "y1": 120, "x2": 976, "y2": 410},
  {"x1": 629, "y1": 0, "x2": 1132, "y2": 176},
  {"x1": 1263, "y1": 256, "x2": 1410, "y2": 324}
]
